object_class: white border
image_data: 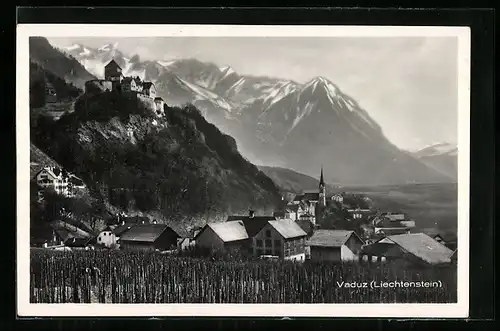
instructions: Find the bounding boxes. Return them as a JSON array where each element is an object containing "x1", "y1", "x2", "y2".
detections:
[{"x1": 16, "y1": 24, "x2": 471, "y2": 318}]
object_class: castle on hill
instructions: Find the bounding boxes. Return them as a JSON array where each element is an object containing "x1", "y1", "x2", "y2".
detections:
[{"x1": 84, "y1": 59, "x2": 166, "y2": 117}]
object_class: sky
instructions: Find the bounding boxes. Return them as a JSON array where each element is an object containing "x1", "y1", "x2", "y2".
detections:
[{"x1": 48, "y1": 36, "x2": 458, "y2": 151}]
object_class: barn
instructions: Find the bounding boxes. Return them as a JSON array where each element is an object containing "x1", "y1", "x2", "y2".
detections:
[
  {"x1": 307, "y1": 230, "x2": 364, "y2": 262},
  {"x1": 118, "y1": 224, "x2": 181, "y2": 252},
  {"x1": 194, "y1": 221, "x2": 251, "y2": 253},
  {"x1": 360, "y1": 233, "x2": 454, "y2": 267}
]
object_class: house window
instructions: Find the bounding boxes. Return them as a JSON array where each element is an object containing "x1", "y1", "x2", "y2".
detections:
[
  {"x1": 265, "y1": 249, "x2": 272, "y2": 255},
  {"x1": 285, "y1": 249, "x2": 290, "y2": 257},
  {"x1": 265, "y1": 239, "x2": 272, "y2": 247},
  {"x1": 265, "y1": 230, "x2": 271, "y2": 237},
  {"x1": 256, "y1": 239, "x2": 263, "y2": 247}
]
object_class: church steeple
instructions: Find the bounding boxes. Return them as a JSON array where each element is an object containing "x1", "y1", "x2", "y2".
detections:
[
  {"x1": 318, "y1": 166, "x2": 326, "y2": 207},
  {"x1": 319, "y1": 166, "x2": 325, "y2": 188}
]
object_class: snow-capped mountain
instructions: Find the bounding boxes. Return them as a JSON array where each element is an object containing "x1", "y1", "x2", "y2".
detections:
[
  {"x1": 414, "y1": 142, "x2": 458, "y2": 158},
  {"x1": 62, "y1": 41, "x2": 454, "y2": 185},
  {"x1": 412, "y1": 142, "x2": 458, "y2": 180}
]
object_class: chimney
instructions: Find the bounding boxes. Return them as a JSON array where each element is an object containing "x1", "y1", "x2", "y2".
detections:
[{"x1": 248, "y1": 210, "x2": 255, "y2": 218}]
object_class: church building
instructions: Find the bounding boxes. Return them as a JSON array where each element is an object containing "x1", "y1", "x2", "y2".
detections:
[{"x1": 285, "y1": 167, "x2": 327, "y2": 225}]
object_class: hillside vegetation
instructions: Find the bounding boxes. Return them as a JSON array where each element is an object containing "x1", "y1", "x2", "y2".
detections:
[
  {"x1": 29, "y1": 37, "x2": 95, "y2": 89},
  {"x1": 31, "y1": 92, "x2": 283, "y2": 227}
]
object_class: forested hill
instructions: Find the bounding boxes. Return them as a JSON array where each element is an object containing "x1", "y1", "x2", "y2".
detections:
[
  {"x1": 31, "y1": 92, "x2": 283, "y2": 226},
  {"x1": 29, "y1": 37, "x2": 95, "y2": 89},
  {"x1": 30, "y1": 61, "x2": 82, "y2": 108}
]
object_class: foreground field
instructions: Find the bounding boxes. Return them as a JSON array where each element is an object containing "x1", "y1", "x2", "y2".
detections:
[{"x1": 30, "y1": 249, "x2": 457, "y2": 304}]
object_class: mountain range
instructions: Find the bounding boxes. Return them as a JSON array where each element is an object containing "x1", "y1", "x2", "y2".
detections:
[
  {"x1": 58, "y1": 40, "x2": 456, "y2": 186},
  {"x1": 411, "y1": 142, "x2": 458, "y2": 180}
]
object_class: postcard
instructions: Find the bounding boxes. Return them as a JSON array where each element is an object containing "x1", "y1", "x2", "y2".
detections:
[{"x1": 17, "y1": 23, "x2": 470, "y2": 317}]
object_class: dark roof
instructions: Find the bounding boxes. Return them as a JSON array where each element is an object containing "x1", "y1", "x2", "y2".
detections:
[
  {"x1": 295, "y1": 219, "x2": 314, "y2": 235},
  {"x1": 112, "y1": 223, "x2": 136, "y2": 236},
  {"x1": 226, "y1": 216, "x2": 276, "y2": 237},
  {"x1": 121, "y1": 215, "x2": 151, "y2": 224},
  {"x1": 268, "y1": 219, "x2": 307, "y2": 239},
  {"x1": 307, "y1": 230, "x2": 363, "y2": 248},
  {"x1": 302, "y1": 192, "x2": 319, "y2": 201},
  {"x1": 293, "y1": 194, "x2": 304, "y2": 202},
  {"x1": 154, "y1": 97, "x2": 164, "y2": 101},
  {"x1": 142, "y1": 82, "x2": 155, "y2": 89},
  {"x1": 432, "y1": 233, "x2": 457, "y2": 243},
  {"x1": 273, "y1": 211, "x2": 286, "y2": 218},
  {"x1": 134, "y1": 77, "x2": 142, "y2": 84},
  {"x1": 64, "y1": 237, "x2": 93, "y2": 247},
  {"x1": 119, "y1": 224, "x2": 175, "y2": 243},
  {"x1": 105, "y1": 59, "x2": 121, "y2": 70}
]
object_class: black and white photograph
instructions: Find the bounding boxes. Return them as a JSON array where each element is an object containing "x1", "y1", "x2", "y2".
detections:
[{"x1": 17, "y1": 24, "x2": 471, "y2": 317}]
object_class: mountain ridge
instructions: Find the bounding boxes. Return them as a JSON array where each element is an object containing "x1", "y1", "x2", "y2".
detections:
[{"x1": 61, "y1": 40, "x2": 454, "y2": 186}]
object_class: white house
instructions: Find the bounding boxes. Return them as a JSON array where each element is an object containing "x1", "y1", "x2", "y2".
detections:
[
  {"x1": 97, "y1": 227, "x2": 118, "y2": 248},
  {"x1": 35, "y1": 167, "x2": 69, "y2": 196}
]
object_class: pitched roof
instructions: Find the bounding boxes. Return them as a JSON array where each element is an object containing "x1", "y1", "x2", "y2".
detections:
[
  {"x1": 204, "y1": 221, "x2": 249, "y2": 242},
  {"x1": 142, "y1": 82, "x2": 155, "y2": 89},
  {"x1": 295, "y1": 218, "x2": 314, "y2": 235},
  {"x1": 268, "y1": 219, "x2": 307, "y2": 239},
  {"x1": 154, "y1": 97, "x2": 164, "y2": 101},
  {"x1": 64, "y1": 237, "x2": 92, "y2": 247},
  {"x1": 105, "y1": 59, "x2": 121, "y2": 69},
  {"x1": 432, "y1": 233, "x2": 457, "y2": 243},
  {"x1": 122, "y1": 77, "x2": 135, "y2": 84},
  {"x1": 302, "y1": 192, "x2": 319, "y2": 201},
  {"x1": 119, "y1": 224, "x2": 175, "y2": 243},
  {"x1": 307, "y1": 230, "x2": 362, "y2": 247},
  {"x1": 112, "y1": 223, "x2": 136, "y2": 236},
  {"x1": 384, "y1": 233, "x2": 454, "y2": 264}
]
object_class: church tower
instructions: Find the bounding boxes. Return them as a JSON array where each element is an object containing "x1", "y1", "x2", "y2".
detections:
[{"x1": 319, "y1": 166, "x2": 326, "y2": 207}]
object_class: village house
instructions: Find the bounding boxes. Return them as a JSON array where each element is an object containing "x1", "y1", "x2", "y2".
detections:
[
  {"x1": 372, "y1": 212, "x2": 415, "y2": 235},
  {"x1": 274, "y1": 203, "x2": 307, "y2": 221},
  {"x1": 331, "y1": 193, "x2": 344, "y2": 204},
  {"x1": 118, "y1": 223, "x2": 181, "y2": 252},
  {"x1": 35, "y1": 166, "x2": 70, "y2": 197},
  {"x1": 359, "y1": 233, "x2": 454, "y2": 267},
  {"x1": 195, "y1": 220, "x2": 251, "y2": 253},
  {"x1": 346, "y1": 208, "x2": 373, "y2": 220},
  {"x1": 34, "y1": 166, "x2": 86, "y2": 200},
  {"x1": 307, "y1": 230, "x2": 364, "y2": 263},
  {"x1": 253, "y1": 219, "x2": 308, "y2": 261},
  {"x1": 96, "y1": 226, "x2": 118, "y2": 248}
]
